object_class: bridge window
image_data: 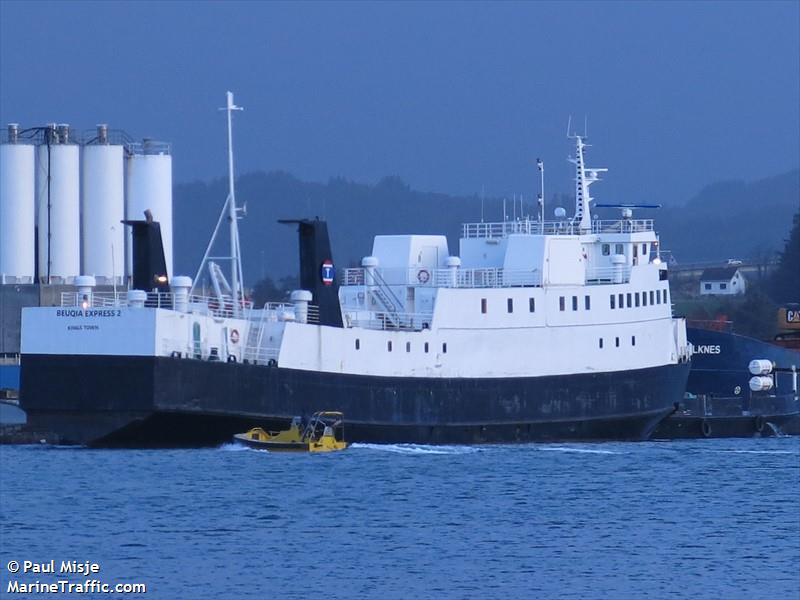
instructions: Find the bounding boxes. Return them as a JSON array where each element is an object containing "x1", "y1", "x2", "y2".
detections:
[
  {"x1": 635, "y1": 292, "x2": 640, "y2": 307},
  {"x1": 656, "y1": 290, "x2": 661, "y2": 304},
  {"x1": 481, "y1": 298, "x2": 487, "y2": 314},
  {"x1": 720, "y1": 283, "x2": 727, "y2": 290},
  {"x1": 618, "y1": 293, "x2": 624, "y2": 309},
  {"x1": 529, "y1": 298, "x2": 535, "y2": 312},
  {"x1": 442, "y1": 343, "x2": 447, "y2": 354},
  {"x1": 559, "y1": 296, "x2": 565, "y2": 311},
  {"x1": 632, "y1": 336, "x2": 636, "y2": 346},
  {"x1": 424, "y1": 342, "x2": 429, "y2": 353},
  {"x1": 572, "y1": 296, "x2": 578, "y2": 311},
  {"x1": 626, "y1": 293, "x2": 632, "y2": 308},
  {"x1": 664, "y1": 290, "x2": 669, "y2": 304},
  {"x1": 610, "y1": 295, "x2": 615, "y2": 309},
  {"x1": 406, "y1": 342, "x2": 411, "y2": 353},
  {"x1": 507, "y1": 298, "x2": 513, "y2": 313},
  {"x1": 387, "y1": 341, "x2": 392, "y2": 352},
  {"x1": 615, "y1": 337, "x2": 620, "y2": 347},
  {"x1": 602, "y1": 244, "x2": 610, "y2": 256},
  {"x1": 585, "y1": 295, "x2": 591, "y2": 310},
  {"x1": 355, "y1": 339, "x2": 360, "y2": 350},
  {"x1": 642, "y1": 243, "x2": 647, "y2": 256},
  {"x1": 615, "y1": 243, "x2": 624, "y2": 255},
  {"x1": 642, "y1": 292, "x2": 647, "y2": 306},
  {"x1": 704, "y1": 283, "x2": 711, "y2": 290},
  {"x1": 599, "y1": 338, "x2": 604, "y2": 348},
  {"x1": 649, "y1": 290, "x2": 654, "y2": 305}
]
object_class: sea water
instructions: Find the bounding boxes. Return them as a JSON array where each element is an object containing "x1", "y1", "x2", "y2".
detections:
[{"x1": 1, "y1": 438, "x2": 798, "y2": 599}]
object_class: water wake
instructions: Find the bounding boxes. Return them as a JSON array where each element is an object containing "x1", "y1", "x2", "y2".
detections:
[
  {"x1": 538, "y1": 445, "x2": 621, "y2": 455},
  {"x1": 350, "y1": 443, "x2": 480, "y2": 455},
  {"x1": 710, "y1": 449, "x2": 796, "y2": 455},
  {"x1": 218, "y1": 442, "x2": 260, "y2": 452}
]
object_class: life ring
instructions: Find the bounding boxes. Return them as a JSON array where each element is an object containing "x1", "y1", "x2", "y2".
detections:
[
  {"x1": 417, "y1": 269, "x2": 430, "y2": 284},
  {"x1": 230, "y1": 329, "x2": 240, "y2": 344},
  {"x1": 267, "y1": 358, "x2": 278, "y2": 367},
  {"x1": 754, "y1": 415, "x2": 765, "y2": 433},
  {"x1": 701, "y1": 419, "x2": 712, "y2": 438}
]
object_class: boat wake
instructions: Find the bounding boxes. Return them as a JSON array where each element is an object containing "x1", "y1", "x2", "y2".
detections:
[
  {"x1": 218, "y1": 443, "x2": 261, "y2": 452},
  {"x1": 350, "y1": 443, "x2": 480, "y2": 455},
  {"x1": 538, "y1": 445, "x2": 621, "y2": 455},
  {"x1": 709, "y1": 449, "x2": 797, "y2": 455}
]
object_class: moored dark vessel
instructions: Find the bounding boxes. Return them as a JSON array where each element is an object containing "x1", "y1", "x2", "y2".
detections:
[{"x1": 652, "y1": 325, "x2": 799, "y2": 439}]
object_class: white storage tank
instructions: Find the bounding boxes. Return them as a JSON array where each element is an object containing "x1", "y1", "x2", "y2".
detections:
[
  {"x1": 36, "y1": 124, "x2": 80, "y2": 283},
  {"x1": 0, "y1": 124, "x2": 36, "y2": 284},
  {"x1": 81, "y1": 125, "x2": 124, "y2": 284},
  {"x1": 125, "y1": 139, "x2": 173, "y2": 281}
]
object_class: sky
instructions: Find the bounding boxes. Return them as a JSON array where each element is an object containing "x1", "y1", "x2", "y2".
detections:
[{"x1": 1, "y1": 1, "x2": 798, "y2": 207}]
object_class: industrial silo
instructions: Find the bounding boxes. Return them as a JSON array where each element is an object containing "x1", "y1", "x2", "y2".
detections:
[
  {"x1": 36, "y1": 124, "x2": 80, "y2": 283},
  {"x1": 125, "y1": 139, "x2": 173, "y2": 282},
  {"x1": 0, "y1": 124, "x2": 36, "y2": 284},
  {"x1": 81, "y1": 125, "x2": 124, "y2": 284}
]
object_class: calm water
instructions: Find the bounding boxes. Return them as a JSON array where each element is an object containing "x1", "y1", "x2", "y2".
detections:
[{"x1": 1, "y1": 438, "x2": 798, "y2": 599}]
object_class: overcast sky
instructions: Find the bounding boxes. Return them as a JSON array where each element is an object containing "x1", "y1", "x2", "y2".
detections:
[{"x1": 1, "y1": 1, "x2": 798, "y2": 207}]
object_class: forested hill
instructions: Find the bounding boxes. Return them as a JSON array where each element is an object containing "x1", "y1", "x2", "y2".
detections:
[
  {"x1": 173, "y1": 169, "x2": 799, "y2": 283},
  {"x1": 655, "y1": 169, "x2": 799, "y2": 263}
]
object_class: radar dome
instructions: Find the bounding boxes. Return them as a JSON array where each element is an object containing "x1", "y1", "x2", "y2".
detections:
[{"x1": 554, "y1": 207, "x2": 566, "y2": 218}]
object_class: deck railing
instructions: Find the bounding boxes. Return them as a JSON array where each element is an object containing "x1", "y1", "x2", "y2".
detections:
[
  {"x1": 343, "y1": 267, "x2": 542, "y2": 289},
  {"x1": 461, "y1": 219, "x2": 654, "y2": 238},
  {"x1": 343, "y1": 310, "x2": 434, "y2": 331}
]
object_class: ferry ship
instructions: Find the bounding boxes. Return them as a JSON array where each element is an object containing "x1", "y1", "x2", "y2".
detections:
[{"x1": 19, "y1": 95, "x2": 691, "y2": 446}]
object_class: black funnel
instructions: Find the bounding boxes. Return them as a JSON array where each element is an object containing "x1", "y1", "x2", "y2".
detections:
[
  {"x1": 279, "y1": 218, "x2": 343, "y2": 328},
  {"x1": 123, "y1": 210, "x2": 170, "y2": 293}
]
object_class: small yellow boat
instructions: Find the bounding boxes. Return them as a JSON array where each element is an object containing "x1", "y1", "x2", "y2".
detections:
[{"x1": 233, "y1": 411, "x2": 347, "y2": 452}]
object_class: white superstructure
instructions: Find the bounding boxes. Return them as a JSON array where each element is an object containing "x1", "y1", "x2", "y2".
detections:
[
  {"x1": 36, "y1": 124, "x2": 80, "y2": 283},
  {"x1": 24, "y1": 134, "x2": 690, "y2": 384},
  {"x1": 0, "y1": 124, "x2": 35, "y2": 283},
  {"x1": 81, "y1": 125, "x2": 125, "y2": 284}
]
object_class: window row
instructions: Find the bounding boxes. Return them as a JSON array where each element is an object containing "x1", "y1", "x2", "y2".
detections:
[
  {"x1": 354, "y1": 339, "x2": 447, "y2": 354},
  {"x1": 559, "y1": 295, "x2": 591, "y2": 312},
  {"x1": 481, "y1": 297, "x2": 536, "y2": 314},
  {"x1": 598, "y1": 335, "x2": 636, "y2": 348},
  {"x1": 609, "y1": 289, "x2": 668, "y2": 309},
  {"x1": 601, "y1": 243, "x2": 650, "y2": 257}
]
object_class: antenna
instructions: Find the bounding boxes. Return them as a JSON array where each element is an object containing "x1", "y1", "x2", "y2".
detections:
[
  {"x1": 481, "y1": 185, "x2": 485, "y2": 223},
  {"x1": 566, "y1": 115, "x2": 573, "y2": 138},
  {"x1": 191, "y1": 91, "x2": 246, "y2": 316},
  {"x1": 536, "y1": 157, "x2": 544, "y2": 223},
  {"x1": 584, "y1": 115, "x2": 588, "y2": 137}
]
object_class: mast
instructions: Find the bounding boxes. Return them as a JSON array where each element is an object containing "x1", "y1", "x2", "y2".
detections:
[
  {"x1": 567, "y1": 133, "x2": 607, "y2": 233},
  {"x1": 224, "y1": 91, "x2": 244, "y2": 316},
  {"x1": 191, "y1": 91, "x2": 245, "y2": 315}
]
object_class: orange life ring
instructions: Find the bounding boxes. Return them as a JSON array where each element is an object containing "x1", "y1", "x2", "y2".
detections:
[{"x1": 417, "y1": 269, "x2": 430, "y2": 284}]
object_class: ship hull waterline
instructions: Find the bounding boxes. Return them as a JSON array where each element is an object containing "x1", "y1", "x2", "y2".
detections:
[{"x1": 20, "y1": 355, "x2": 690, "y2": 447}]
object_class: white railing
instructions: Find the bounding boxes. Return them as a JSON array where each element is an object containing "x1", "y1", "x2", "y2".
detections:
[
  {"x1": 61, "y1": 291, "x2": 254, "y2": 313},
  {"x1": 461, "y1": 219, "x2": 654, "y2": 238},
  {"x1": 585, "y1": 266, "x2": 632, "y2": 284},
  {"x1": 344, "y1": 310, "x2": 434, "y2": 331},
  {"x1": 343, "y1": 267, "x2": 542, "y2": 289}
]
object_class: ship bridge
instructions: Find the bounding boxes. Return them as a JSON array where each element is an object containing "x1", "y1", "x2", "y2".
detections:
[{"x1": 339, "y1": 134, "x2": 668, "y2": 332}]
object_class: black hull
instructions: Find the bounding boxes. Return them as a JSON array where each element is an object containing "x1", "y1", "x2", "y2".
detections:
[
  {"x1": 652, "y1": 413, "x2": 798, "y2": 439},
  {"x1": 651, "y1": 390, "x2": 799, "y2": 439},
  {"x1": 20, "y1": 354, "x2": 690, "y2": 447}
]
